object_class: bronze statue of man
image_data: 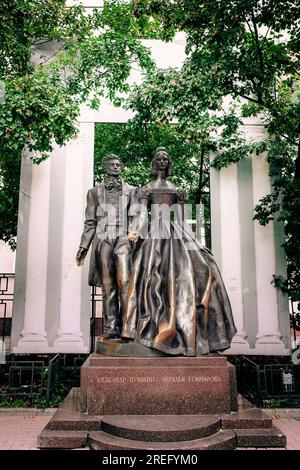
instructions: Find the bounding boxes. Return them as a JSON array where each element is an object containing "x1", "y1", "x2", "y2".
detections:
[{"x1": 76, "y1": 155, "x2": 135, "y2": 340}]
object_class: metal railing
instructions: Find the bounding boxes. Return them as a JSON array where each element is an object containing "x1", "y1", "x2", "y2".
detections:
[
  {"x1": 0, "y1": 353, "x2": 87, "y2": 405},
  {"x1": 1, "y1": 357, "x2": 49, "y2": 401},
  {"x1": 234, "y1": 355, "x2": 300, "y2": 407},
  {"x1": 46, "y1": 354, "x2": 60, "y2": 402},
  {"x1": 90, "y1": 286, "x2": 103, "y2": 352},
  {"x1": 0, "y1": 273, "x2": 14, "y2": 348}
]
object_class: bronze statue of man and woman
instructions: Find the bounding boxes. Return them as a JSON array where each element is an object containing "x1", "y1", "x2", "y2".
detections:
[{"x1": 76, "y1": 148, "x2": 236, "y2": 356}]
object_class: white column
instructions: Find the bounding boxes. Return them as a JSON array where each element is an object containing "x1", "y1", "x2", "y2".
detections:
[
  {"x1": 219, "y1": 164, "x2": 250, "y2": 352},
  {"x1": 252, "y1": 153, "x2": 286, "y2": 353},
  {"x1": 53, "y1": 123, "x2": 93, "y2": 352},
  {"x1": 14, "y1": 154, "x2": 51, "y2": 352}
]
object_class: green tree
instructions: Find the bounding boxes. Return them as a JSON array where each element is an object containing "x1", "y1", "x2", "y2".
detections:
[
  {"x1": 0, "y1": 0, "x2": 153, "y2": 248},
  {"x1": 94, "y1": 122, "x2": 203, "y2": 193},
  {"x1": 131, "y1": 0, "x2": 300, "y2": 304}
]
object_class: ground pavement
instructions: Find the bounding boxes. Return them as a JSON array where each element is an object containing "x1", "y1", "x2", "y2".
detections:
[{"x1": 0, "y1": 409, "x2": 300, "y2": 450}]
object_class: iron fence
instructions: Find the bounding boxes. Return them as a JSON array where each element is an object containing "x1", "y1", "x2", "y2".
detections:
[
  {"x1": 90, "y1": 286, "x2": 103, "y2": 352},
  {"x1": 0, "y1": 354, "x2": 87, "y2": 405},
  {"x1": 232, "y1": 355, "x2": 300, "y2": 407},
  {"x1": 0, "y1": 273, "x2": 14, "y2": 348}
]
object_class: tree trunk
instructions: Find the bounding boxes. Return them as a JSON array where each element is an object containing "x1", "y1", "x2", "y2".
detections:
[{"x1": 195, "y1": 144, "x2": 205, "y2": 204}]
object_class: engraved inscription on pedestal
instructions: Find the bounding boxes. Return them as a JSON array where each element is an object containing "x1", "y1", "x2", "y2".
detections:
[
  {"x1": 96, "y1": 374, "x2": 222, "y2": 384},
  {"x1": 80, "y1": 355, "x2": 237, "y2": 415}
]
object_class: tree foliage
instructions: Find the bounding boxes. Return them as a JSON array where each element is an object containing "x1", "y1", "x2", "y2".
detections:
[
  {"x1": 94, "y1": 120, "x2": 210, "y2": 200},
  {"x1": 130, "y1": 0, "x2": 300, "y2": 304},
  {"x1": 0, "y1": 0, "x2": 154, "y2": 248}
]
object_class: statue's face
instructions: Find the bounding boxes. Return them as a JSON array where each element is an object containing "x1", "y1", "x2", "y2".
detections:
[
  {"x1": 155, "y1": 153, "x2": 169, "y2": 171},
  {"x1": 105, "y1": 159, "x2": 121, "y2": 177}
]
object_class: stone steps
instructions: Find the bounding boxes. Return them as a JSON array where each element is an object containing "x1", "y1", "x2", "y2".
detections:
[
  {"x1": 37, "y1": 389, "x2": 287, "y2": 450},
  {"x1": 38, "y1": 429, "x2": 88, "y2": 449},
  {"x1": 46, "y1": 415, "x2": 101, "y2": 431},
  {"x1": 235, "y1": 428, "x2": 286, "y2": 448},
  {"x1": 222, "y1": 408, "x2": 273, "y2": 429},
  {"x1": 100, "y1": 415, "x2": 221, "y2": 441},
  {"x1": 88, "y1": 429, "x2": 237, "y2": 451}
]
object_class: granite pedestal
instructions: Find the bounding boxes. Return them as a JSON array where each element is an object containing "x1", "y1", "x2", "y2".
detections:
[
  {"x1": 80, "y1": 352, "x2": 238, "y2": 415},
  {"x1": 37, "y1": 341, "x2": 286, "y2": 450}
]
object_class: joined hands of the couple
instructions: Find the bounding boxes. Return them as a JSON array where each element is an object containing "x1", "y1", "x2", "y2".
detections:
[{"x1": 127, "y1": 229, "x2": 141, "y2": 244}]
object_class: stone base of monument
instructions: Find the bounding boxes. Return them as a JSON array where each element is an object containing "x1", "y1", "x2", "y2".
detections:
[
  {"x1": 80, "y1": 353, "x2": 238, "y2": 415},
  {"x1": 37, "y1": 343, "x2": 287, "y2": 450},
  {"x1": 38, "y1": 389, "x2": 286, "y2": 450}
]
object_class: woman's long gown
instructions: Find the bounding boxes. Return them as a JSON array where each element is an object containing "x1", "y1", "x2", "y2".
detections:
[{"x1": 121, "y1": 184, "x2": 237, "y2": 356}]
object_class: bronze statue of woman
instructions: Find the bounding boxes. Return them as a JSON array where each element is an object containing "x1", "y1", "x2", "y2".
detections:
[{"x1": 121, "y1": 147, "x2": 237, "y2": 356}]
